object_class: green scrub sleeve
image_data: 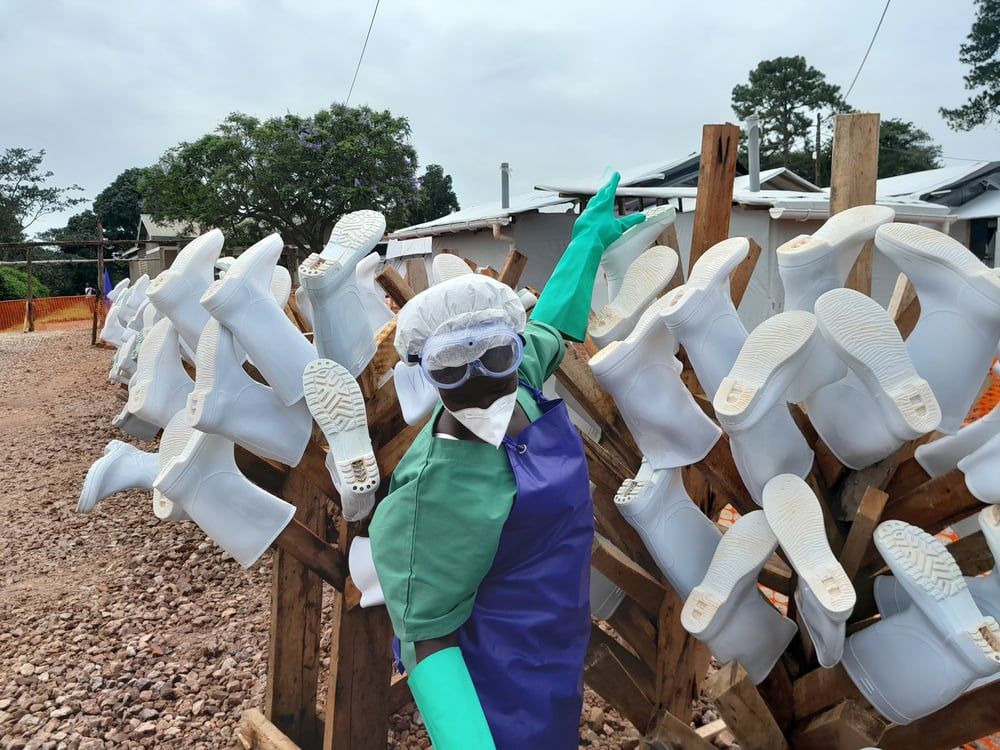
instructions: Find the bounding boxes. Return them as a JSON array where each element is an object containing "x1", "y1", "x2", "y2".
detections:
[
  {"x1": 518, "y1": 320, "x2": 566, "y2": 387},
  {"x1": 530, "y1": 172, "x2": 645, "y2": 342},
  {"x1": 408, "y1": 647, "x2": 497, "y2": 750}
]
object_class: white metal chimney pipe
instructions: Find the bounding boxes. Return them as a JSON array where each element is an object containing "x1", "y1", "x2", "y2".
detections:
[
  {"x1": 501, "y1": 162, "x2": 511, "y2": 209},
  {"x1": 747, "y1": 116, "x2": 761, "y2": 193}
]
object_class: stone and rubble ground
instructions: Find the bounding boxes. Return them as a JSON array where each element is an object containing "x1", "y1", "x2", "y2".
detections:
[{"x1": 2, "y1": 330, "x2": 739, "y2": 749}]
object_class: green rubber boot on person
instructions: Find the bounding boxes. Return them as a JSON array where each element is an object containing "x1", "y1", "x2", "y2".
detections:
[{"x1": 407, "y1": 647, "x2": 496, "y2": 749}]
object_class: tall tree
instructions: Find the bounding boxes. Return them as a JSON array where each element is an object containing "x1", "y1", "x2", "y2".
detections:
[
  {"x1": 731, "y1": 56, "x2": 847, "y2": 165},
  {"x1": 877, "y1": 118, "x2": 943, "y2": 178},
  {"x1": 94, "y1": 167, "x2": 151, "y2": 240},
  {"x1": 408, "y1": 164, "x2": 460, "y2": 225},
  {"x1": 940, "y1": 0, "x2": 1000, "y2": 130},
  {"x1": 141, "y1": 104, "x2": 420, "y2": 252},
  {"x1": 0, "y1": 148, "x2": 86, "y2": 239}
]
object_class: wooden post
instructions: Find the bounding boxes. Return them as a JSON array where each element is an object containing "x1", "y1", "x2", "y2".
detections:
[
  {"x1": 689, "y1": 123, "x2": 740, "y2": 268},
  {"x1": 497, "y1": 247, "x2": 528, "y2": 289},
  {"x1": 704, "y1": 662, "x2": 789, "y2": 750},
  {"x1": 829, "y1": 113, "x2": 880, "y2": 295},
  {"x1": 93, "y1": 220, "x2": 105, "y2": 344},
  {"x1": 265, "y1": 470, "x2": 328, "y2": 747},
  {"x1": 23, "y1": 247, "x2": 34, "y2": 333},
  {"x1": 404, "y1": 257, "x2": 429, "y2": 294}
]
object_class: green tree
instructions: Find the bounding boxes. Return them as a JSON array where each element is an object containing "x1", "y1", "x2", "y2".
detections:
[
  {"x1": 408, "y1": 164, "x2": 460, "y2": 225},
  {"x1": 94, "y1": 167, "x2": 151, "y2": 240},
  {"x1": 0, "y1": 148, "x2": 86, "y2": 238},
  {"x1": 33, "y1": 210, "x2": 114, "y2": 296},
  {"x1": 0, "y1": 266, "x2": 50, "y2": 302},
  {"x1": 731, "y1": 56, "x2": 847, "y2": 166},
  {"x1": 877, "y1": 118, "x2": 942, "y2": 178},
  {"x1": 940, "y1": 0, "x2": 1000, "y2": 130},
  {"x1": 142, "y1": 104, "x2": 421, "y2": 252}
]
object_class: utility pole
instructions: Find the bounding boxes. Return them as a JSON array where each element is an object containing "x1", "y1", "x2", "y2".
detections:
[
  {"x1": 23, "y1": 248, "x2": 34, "y2": 333},
  {"x1": 815, "y1": 111, "x2": 822, "y2": 187},
  {"x1": 92, "y1": 220, "x2": 105, "y2": 345}
]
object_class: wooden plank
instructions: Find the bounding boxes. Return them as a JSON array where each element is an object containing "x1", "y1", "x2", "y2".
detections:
[
  {"x1": 265, "y1": 470, "x2": 327, "y2": 747},
  {"x1": 404, "y1": 258, "x2": 428, "y2": 294},
  {"x1": 883, "y1": 468, "x2": 982, "y2": 534},
  {"x1": 657, "y1": 223, "x2": 680, "y2": 251},
  {"x1": 829, "y1": 113, "x2": 880, "y2": 295},
  {"x1": 839, "y1": 487, "x2": 889, "y2": 579},
  {"x1": 643, "y1": 709, "x2": 717, "y2": 750},
  {"x1": 689, "y1": 123, "x2": 741, "y2": 268},
  {"x1": 704, "y1": 662, "x2": 789, "y2": 750},
  {"x1": 730, "y1": 238, "x2": 761, "y2": 308},
  {"x1": 835, "y1": 435, "x2": 931, "y2": 520},
  {"x1": 792, "y1": 664, "x2": 864, "y2": 721},
  {"x1": 497, "y1": 247, "x2": 528, "y2": 289},
  {"x1": 589, "y1": 623, "x2": 657, "y2": 701},
  {"x1": 814, "y1": 438, "x2": 847, "y2": 490},
  {"x1": 375, "y1": 266, "x2": 415, "y2": 308},
  {"x1": 879, "y1": 676, "x2": 1000, "y2": 750},
  {"x1": 654, "y1": 587, "x2": 705, "y2": 723},
  {"x1": 323, "y1": 518, "x2": 394, "y2": 750},
  {"x1": 272, "y1": 518, "x2": 346, "y2": 591},
  {"x1": 591, "y1": 535, "x2": 666, "y2": 617},
  {"x1": 608, "y1": 598, "x2": 659, "y2": 669},
  {"x1": 791, "y1": 699, "x2": 887, "y2": 750},
  {"x1": 949, "y1": 530, "x2": 996, "y2": 576},
  {"x1": 695, "y1": 718, "x2": 727, "y2": 741},
  {"x1": 756, "y1": 661, "x2": 795, "y2": 733},
  {"x1": 386, "y1": 674, "x2": 411, "y2": 715},
  {"x1": 238, "y1": 708, "x2": 301, "y2": 750},
  {"x1": 584, "y1": 644, "x2": 657, "y2": 733},
  {"x1": 883, "y1": 454, "x2": 931, "y2": 498},
  {"x1": 479, "y1": 265, "x2": 499, "y2": 279}
]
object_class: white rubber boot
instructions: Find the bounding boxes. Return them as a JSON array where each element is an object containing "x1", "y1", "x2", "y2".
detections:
[
  {"x1": 107, "y1": 278, "x2": 130, "y2": 303},
  {"x1": 200, "y1": 234, "x2": 317, "y2": 406},
  {"x1": 876, "y1": 223, "x2": 1000, "y2": 433},
  {"x1": 806, "y1": 288, "x2": 941, "y2": 468},
  {"x1": 777, "y1": 205, "x2": 895, "y2": 312},
  {"x1": 100, "y1": 306, "x2": 127, "y2": 347},
  {"x1": 601, "y1": 204, "x2": 676, "y2": 299},
  {"x1": 958, "y1": 431, "x2": 1000, "y2": 503},
  {"x1": 661, "y1": 238, "x2": 750, "y2": 397},
  {"x1": 109, "y1": 334, "x2": 140, "y2": 384},
  {"x1": 320, "y1": 210, "x2": 386, "y2": 261},
  {"x1": 762, "y1": 474, "x2": 856, "y2": 621},
  {"x1": 126, "y1": 319, "x2": 195, "y2": 430},
  {"x1": 112, "y1": 402, "x2": 160, "y2": 441},
  {"x1": 294, "y1": 286, "x2": 313, "y2": 328},
  {"x1": 348, "y1": 537, "x2": 386, "y2": 608},
  {"x1": 299, "y1": 253, "x2": 376, "y2": 376},
  {"x1": 356, "y1": 252, "x2": 394, "y2": 332},
  {"x1": 152, "y1": 410, "x2": 194, "y2": 522},
  {"x1": 590, "y1": 309, "x2": 720, "y2": 470},
  {"x1": 432, "y1": 253, "x2": 473, "y2": 285},
  {"x1": 187, "y1": 320, "x2": 312, "y2": 467},
  {"x1": 302, "y1": 359, "x2": 380, "y2": 520},
  {"x1": 392, "y1": 361, "x2": 438, "y2": 426},
  {"x1": 215, "y1": 256, "x2": 236, "y2": 276},
  {"x1": 77, "y1": 440, "x2": 159, "y2": 513},
  {"x1": 141, "y1": 303, "x2": 161, "y2": 330},
  {"x1": 270, "y1": 265, "x2": 292, "y2": 308},
  {"x1": 916, "y1": 400, "x2": 1000, "y2": 478},
  {"x1": 796, "y1": 581, "x2": 848, "y2": 668},
  {"x1": 681, "y1": 510, "x2": 798, "y2": 684},
  {"x1": 120, "y1": 274, "x2": 150, "y2": 322},
  {"x1": 146, "y1": 229, "x2": 224, "y2": 353},
  {"x1": 590, "y1": 561, "x2": 626, "y2": 620},
  {"x1": 615, "y1": 466, "x2": 721, "y2": 599},
  {"x1": 589, "y1": 246, "x2": 678, "y2": 347},
  {"x1": 125, "y1": 299, "x2": 149, "y2": 332},
  {"x1": 714, "y1": 311, "x2": 845, "y2": 501},
  {"x1": 153, "y1": 429, "x2": 296, "y2": 567},
  {"x1": 842, "y1": 519, "x2": 1000, "y2": 725}
]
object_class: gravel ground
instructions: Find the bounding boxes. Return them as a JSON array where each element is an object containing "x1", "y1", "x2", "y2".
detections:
[{"x1": 0, "y1": 330, "x2": 673, "y2": 749}]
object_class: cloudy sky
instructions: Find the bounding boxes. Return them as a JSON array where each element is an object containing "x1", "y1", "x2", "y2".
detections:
[{"x1": 2, "y1": 0, "x2": 995, "y2": 235}]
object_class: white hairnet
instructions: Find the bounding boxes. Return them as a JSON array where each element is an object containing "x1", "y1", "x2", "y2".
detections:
[{"x1": 395, "y1": 274, "x2": 527, "y2": 363}]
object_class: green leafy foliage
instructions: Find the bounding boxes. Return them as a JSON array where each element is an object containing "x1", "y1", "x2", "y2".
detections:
[
  {"x1": 0, "y1": 266, "x2": 50, "y2": 301},
  {"x1": 731, "y1": 56, "x2": 847, "y2": 165},
  {"x1": 141, "y1": 104, "x2": 421, "y2": 252},
  {"x1": 30, "y1": 210, "x2": 127, "y2": 296},
  {"x1": 408, "y1": 164, "x2": 460, "y2": 225},
  {"x1": 94, "y1": 167, "x2": 152, "y2": 240},
  {"x1": 0, "y1": 148, "x2": 86, "y2": 237},
  {"x1": 940, "y1": 0, "x2": 1000, "y2": 130},
  {"x1": 877, "y1": 118, "x2": 943, "y2": 178}
]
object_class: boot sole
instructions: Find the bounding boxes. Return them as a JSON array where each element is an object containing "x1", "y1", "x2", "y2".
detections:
[
  {"x1": 302, "y1": 359, "x2": 380, "y2": 495},
  {"x1": 271, "y1": 266, "x2": 292, "y2": 308},
  {"x1": 590, "y1": 246, "x2": 677, "y2": 345},
  {"x1": 153, "y1": 412, "x2": 196, "y2": 521},
  {"x1": 325, "y1": 210, "x2": 386, "y2": 258},
  {"x1": 681, "y1": 510, "x2": 777, "y2": 636},
  {"x1": 661, "y1": 237, "x2": 749, "y2": 327},
  {"x1": 714, "y1": 310, "x2": 816, "y2": 421},
  {"x1": 815, "y1": 288, "x2": 940, "y2": 438},
  {"x1": 432, "y1": 253, "x2": 474, "y2": 285},
  {"x1": 601, "y1": 205, "x2": 677, "y2": 291},
  {"x1": 776, "y1": 205, "x2": 892, "y2": 269},
  {"x1": 762, "y1": 474, "x2": 855, "y2": 619},
  {"x1": 876, "y1": 519, "x2": 1000, "y2": 668},
  {"x1": 188, "y1": 320, "x2": 224, "y2": 428}
]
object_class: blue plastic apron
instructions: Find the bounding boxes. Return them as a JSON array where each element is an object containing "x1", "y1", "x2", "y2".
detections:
[{"x1": 457, "y1": 380, "x2": 594, "y2": 748}]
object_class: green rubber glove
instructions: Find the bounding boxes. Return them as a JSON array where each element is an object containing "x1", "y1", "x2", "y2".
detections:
[
  {"x1": 531, "y1": 171, "x2": 646, "y2": 342},
  {"x1": 407, "y1": 647, "x2": 496, "y2": 750}
]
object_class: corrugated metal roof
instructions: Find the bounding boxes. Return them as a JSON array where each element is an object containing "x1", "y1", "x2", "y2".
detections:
[
  {"x1": 876, "y1": 162, "x2": 999, "y2": 199},
  {"x1": 387, "y1": 190, "x2": 573, "y2": 239},
  {"x1": 953, "y1": 189, "x2": 1000, "y2": 219},
  {"x1": 138, "y1": 213, "x2": 197, "y2": 240}
]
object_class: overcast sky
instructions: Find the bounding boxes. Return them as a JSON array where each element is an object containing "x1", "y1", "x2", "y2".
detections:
[{"x1": 2, "y1": 0, "x2": 996, "y2": 236}]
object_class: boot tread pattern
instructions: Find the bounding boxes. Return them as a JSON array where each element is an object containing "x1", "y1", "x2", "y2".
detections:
[
  {"x1": 878, "y1": 223, "x2": 985, "y2": 277},
  {"x1": 329, "y1": 211, "x2": 386, "y2": 251},
  {"x1": 302, "y1": 360, "x2": 366, "y2": 433},
  {"x1": 876, "y1": 520, "x2": 965, "y2": 601},
  {"x1": 686, "y1": 238, "x2": 749, "y2": 290},
  {"x1": 590, "y1": 246, "x2": 676, "y2": 337},
  {"x1": 300, "y1": 253, "x2": 338, "y2": 279},
  {"x1": 193, "y1": 320, "x2": 221, "y2": 395}
]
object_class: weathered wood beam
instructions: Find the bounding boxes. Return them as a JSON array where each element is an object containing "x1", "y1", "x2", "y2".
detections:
[
  {"x1": 237, "y1": 708, "x2": 301, "y2": 750},
  {"x1": 879, "y1": 678, "x2": 1000, "y2": 750},
  {"x1": 643, "y1": 709, "x2": 717, "y2": 750},
  {"x1": 839, "y1": 487, "x2": 889, "y2": 579},
  {"x1": 689, "y1": 123, "x2": 740, "y2": 268},
  {"x1": 404, "y1": 257, "x2": 429, "y2": 293},
  {"x1": 376, "y1": 266, "x2": 415, "y2": 308},
  {"x1": 792, "y1": 664, "x2": 864, "y2": 721},
  {"x1": 835, "y1": 435, "x2": 931, "y2": 520},
  {"x1": 730, "y1": 238, "x2": 761, "y2": 308},
  {"x1": 589, "y1": 622, "x2": 657, "y2": 701},
  {"x1": 497, "y1": 247, "x2": 528, "y2": 289},
  {"x1": 694, "y1": 435, "x2": 756, "y2": 515},
  {"x1": 654, "y1": 588, "x2": 707, "y2": 724},
  {"x1": 272, "y1": 519, "x2": 346, "y2": 592},
  {"x1": 829, "y1": 112, "x2": 880, "y2": 295},
  {"x1": 584, "y1": 644, "x2": 657, "y2": 733},
  {"x1": 883, "y1": 468, "x2": 981, "y2": 534},
  {"x1": 704, "y1": 662, "x2": 789, "y2": 750},
  {"x1": 608, "y1": 598, "x2": 659, "y2": 669},
  {"x1": 591, "y1": 535, "x2": 666, "y2": 617},
  {"x1": 888, "y1": 272, "x2": 920, "y2": 339},
  {"x1": 790, "y1": 699, "x2": 887, "y2": 750},
  {"x1": 950, "y1": 529, "x2": 995, "y2": 576}
]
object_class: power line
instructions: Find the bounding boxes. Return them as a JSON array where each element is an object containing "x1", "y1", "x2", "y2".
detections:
[
  {"x1": 844, "y1": 0, "x2": 892, "y2": 101},
  {"x1": 345, "y1": 0, "x2": 381, "y2": 105}
]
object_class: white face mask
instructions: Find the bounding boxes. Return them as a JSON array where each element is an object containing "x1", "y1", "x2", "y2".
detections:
[{"x1": 446, "y1": 392, "x2": 518, "y2": 448}]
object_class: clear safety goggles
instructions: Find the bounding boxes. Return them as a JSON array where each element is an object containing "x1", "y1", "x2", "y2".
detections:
[{"x1": 418, "y1": 322, "x2": 524, "y2": 389}]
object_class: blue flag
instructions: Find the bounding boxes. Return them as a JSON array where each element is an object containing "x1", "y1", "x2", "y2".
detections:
[{"x1": 103, "y1": 269, "x2": 112, "y2": 305}]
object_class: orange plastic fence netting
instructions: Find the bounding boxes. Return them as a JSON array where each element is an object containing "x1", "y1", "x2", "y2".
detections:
[{"x1": 0, "y1": 295, "x2": 104, "y2": 333}]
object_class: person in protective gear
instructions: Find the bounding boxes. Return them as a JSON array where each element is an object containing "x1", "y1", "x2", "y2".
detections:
[{"x1": 369, "y1": 173, "x2": 644, "y2": 749}]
